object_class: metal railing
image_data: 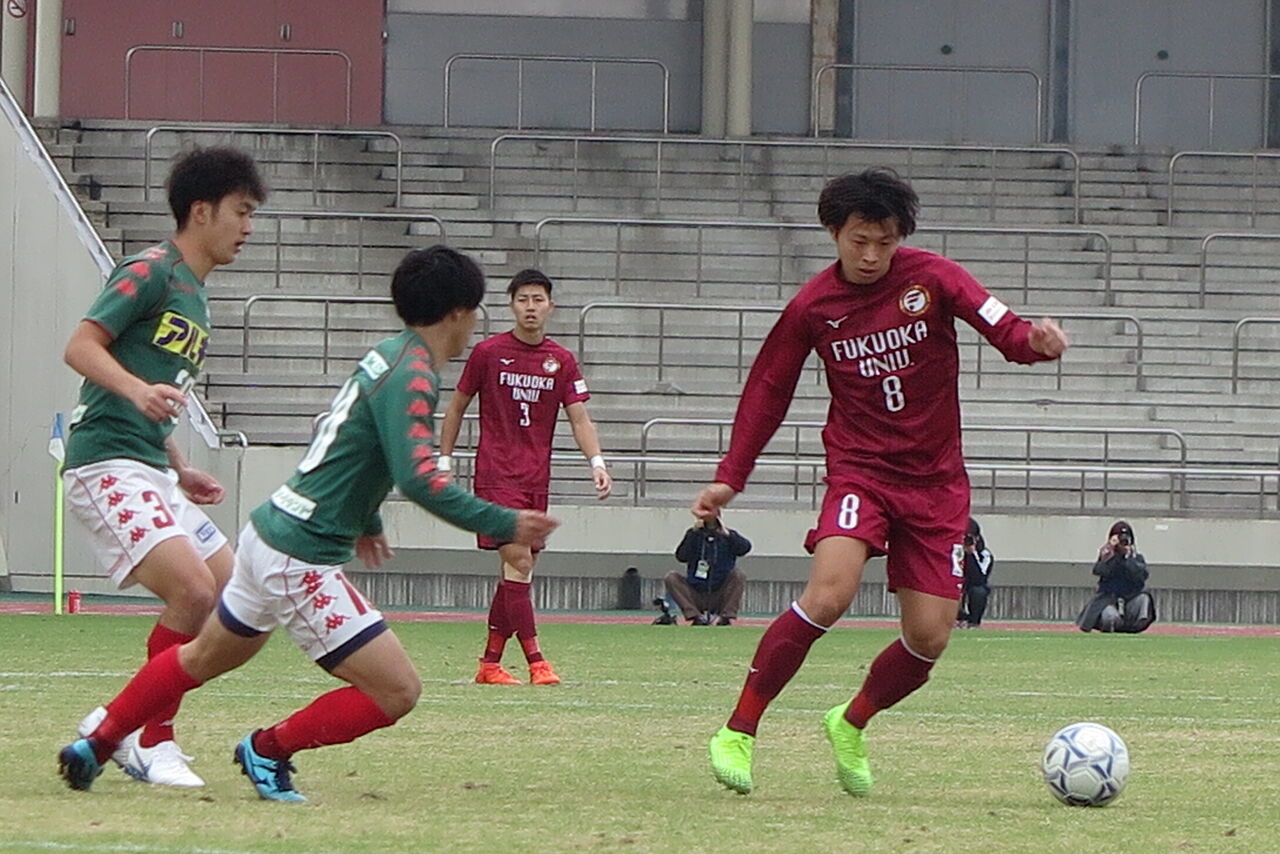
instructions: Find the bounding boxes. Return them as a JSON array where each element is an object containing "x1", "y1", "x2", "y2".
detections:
[
  {"x1": 1231, "y1": 317, "x2": 1280, "y2": 393},
  {"x1": 1198, "y1": 231, "x2": 1280, "y2": 309},
  {"x1": 970, "y1": 312, "x2": 1144, "y2": 390},
  {"x1": 537, "y1": 217, "x2": 1112, "y2": 303},
  {"x1": 493, "y1": 134, "x2": 1082, "y2": 222},
  {"x1": 577, "y1": 302, "x2": 1141, "y2": 391},
  {"x1": 250, "y1": 209, "x2": 446, "y2": 290},
  {"x1": 1166, "y1": 150, "x2": 1280, "y2": 226},
  {"x1": 126, "y1": 46, "x2": 353, "y2": 124},
  {"x1": 444, "y1": 53, "x2": 670, "y2": 132},
  {"x1": 143, "y1": 126, "x2": 404, "y2": 206},
  {"x1": 241, "y1": 295, "x2": 489, "y2": 372},
  {"x1": 1134, "y1": 70, "x2": 1280, "y2": 146},
  {"x1": 812, "y1": 62, "x2": 1045, "y2": 142}
]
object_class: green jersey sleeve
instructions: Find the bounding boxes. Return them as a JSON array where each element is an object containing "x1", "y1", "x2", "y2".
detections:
[
  {"x1": 369, "y1": 342, "x2": 518, "y2": 541},
  {"x1": 84, "y1": 258, "x2": 169, "y2": 339},
  {"x1": 363, "y1": 509, "x2": 385, "y2": 537}
]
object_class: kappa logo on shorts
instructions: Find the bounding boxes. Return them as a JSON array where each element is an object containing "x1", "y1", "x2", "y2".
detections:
[
  {"x1": 195, "y1": 521, "x2": 218, "y2": 543},
  {"x1": 951, "y1": 544, "x2": 965, "y2": 577}
]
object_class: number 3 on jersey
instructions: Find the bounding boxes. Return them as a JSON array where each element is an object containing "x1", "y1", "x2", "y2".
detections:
[
  {"x1": 518, "y1": 401, "x2": 531, "y2": 427},
  {"x1": 882, "y1": 375, "x2": 905, "y2": 412}
]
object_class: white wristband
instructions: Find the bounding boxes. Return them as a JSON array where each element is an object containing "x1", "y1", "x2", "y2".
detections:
[
  {"x1": 589, "y1": 455, "x2": 607, "y2": 470},
  {"x1": 437, "y1": 454, "x2": 453, "y2": 472}
]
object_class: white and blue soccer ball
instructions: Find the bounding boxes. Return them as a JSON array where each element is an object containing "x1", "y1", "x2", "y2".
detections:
[{"x1": 1040, "y1": 722, "x2": 1130, "y2": 807}]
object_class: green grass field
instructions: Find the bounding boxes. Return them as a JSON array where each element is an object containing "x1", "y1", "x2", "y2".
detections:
[{"x1": 1, "y1": 614, "x2": 1277, "y2": 854}]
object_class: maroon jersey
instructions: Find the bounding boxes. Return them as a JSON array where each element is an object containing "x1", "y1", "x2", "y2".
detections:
[
  {"x1": 457, "y1": 331, "x2": 591, "y2": 491},
  {"x1": 716, "y1": 247, "x2": 1051, "y2": 490}
]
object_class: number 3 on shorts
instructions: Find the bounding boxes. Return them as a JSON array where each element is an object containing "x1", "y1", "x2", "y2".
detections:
[{"x1": 837, "y1": 493, "x2": 861, "y2": 530}]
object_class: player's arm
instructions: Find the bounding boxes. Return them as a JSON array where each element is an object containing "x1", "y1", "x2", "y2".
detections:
[
  {"x1": 164, "y1": 435, "x2": 224, "y2": 505},
  {"x1": 947, "y1": 261, "x2": 1068, "y2": 363},
  {"x1": 436, "y1": 389, "x2": 474, "y2": 473},
  {"x1": 700, "y1": 301, "x2": 814, "y2": 509},
  {"x1": 65, "y1": 321, "x2": 186, "y2": 423},
  {"x1": 565, "y1": 400, "x2": 611, "y2": 499}
]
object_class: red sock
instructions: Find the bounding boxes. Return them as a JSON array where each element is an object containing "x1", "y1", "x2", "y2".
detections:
[
  {"x1": 505, "y1": 580, "x2": 543, "y2": 663},
  {"x1": 727, "y1": 605, "x2": 827, "y2": 736},
  {"x1": 482, "y1": 582, "x2": 511, "y2": 664},
  {"x1": 844, "y1": 638, "x2": 936, "y2": 729},
  {"x1": 254, "y1": 686, "x2": 395, "y2": 759},
  {"x1": 139, "y1": 623, "x2": 195, "y2": 747},
  {"x1": 90, "y1": 645, "x2": 202, "y2": 764}
]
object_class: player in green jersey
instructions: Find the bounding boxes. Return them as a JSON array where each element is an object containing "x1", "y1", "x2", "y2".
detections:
[
  {"x1": 59, "y1": 246, "x2": 559, "y2": 802},
  {"x1": 61, "y1": 146, "x2": 267, "y2": 787}
]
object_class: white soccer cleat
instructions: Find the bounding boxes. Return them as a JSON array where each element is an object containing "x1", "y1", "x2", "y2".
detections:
[
  {"x1": 124, "y1": 740, "x2": 206, "y2": 788},
  {"x1": 77, "y1": 705, "x2": 140, "y2": 773}
]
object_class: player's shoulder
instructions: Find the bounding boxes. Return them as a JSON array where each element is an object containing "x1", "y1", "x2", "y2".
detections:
[
  {"x1": 358, "y1": 331, "x2": 435, "y2": 387},
  {"x1": 469, "y1": 330, "x2": 511, "y2": 356},
  {"x1": 896, "y1": 245, "x2": 968, "y2": 279},
  {"x1": 539, "y1": 335, "x2": 577, "y2": 360},
  {"x1": 111, "y1": 242, "x2": 180, "y2": 284}
]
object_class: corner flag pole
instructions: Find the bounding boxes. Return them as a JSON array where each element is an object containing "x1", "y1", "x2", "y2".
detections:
[{"x1": 48, "y1": 413, "x2": 66, "y2": 615}]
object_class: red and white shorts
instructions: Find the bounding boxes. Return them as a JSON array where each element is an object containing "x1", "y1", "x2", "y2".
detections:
[
  {"x1": 221, "y1": 523, "x2": 385, "y2": 666},
  {"x1": 804, "y1": 469, "x2": 971, "y2": 600},
  {"x1": 63, "y1": 459, "x2": 228, "y2": 589},
  {"x1": 473, "y1": 486, "x2": 548, "y2": 552}
]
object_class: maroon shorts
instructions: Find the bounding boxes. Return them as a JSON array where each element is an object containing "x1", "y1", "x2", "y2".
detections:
[
  {"x1": 474, "y1": 486, "x2": 548, "y2": 552},
  {"x1": 803, "y1": 469, "x2": 970, "y2": 600}
]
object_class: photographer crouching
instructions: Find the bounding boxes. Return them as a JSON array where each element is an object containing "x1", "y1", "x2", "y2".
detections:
[
  {"x1": 664, "y1": 516, "x2": 751, "y2": 625},
  {"x1": 1075, "y1": 520, "x2": 1156, "y2": 633}
]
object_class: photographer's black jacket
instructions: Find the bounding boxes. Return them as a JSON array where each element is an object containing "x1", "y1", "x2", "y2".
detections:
[
  {"x1": 963, "y1": 548, "x2": 994, "y2": 587},
  {"x1": 675, "y1": 526, "x2": 751, "y2": 591},
  {"x1": 1092, "y1": 548, "x2": 1148, "y2": 598}
]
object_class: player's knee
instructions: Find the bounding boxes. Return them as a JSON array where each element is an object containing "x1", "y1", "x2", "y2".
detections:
[
  {"x1": 905, "y1": 627, "x2": 950, "y2": 660},
  {"x1": 378, "y1": 673, "x2": 422, "y2": 721},
  {"x1": 166, "y1": 580, "x2": 218, "y2": 628}
]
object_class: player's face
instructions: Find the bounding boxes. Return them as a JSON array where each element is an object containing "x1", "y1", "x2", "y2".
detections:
[
  {"x1": 510, "y1": 284, "x2": 553, "y2": 333},
  {"x1": 830, "y1": 215, "x2": 901, "y2": 285},
  {"x1": 198, "y1": 191, "x2": 258, "y2": 267}
]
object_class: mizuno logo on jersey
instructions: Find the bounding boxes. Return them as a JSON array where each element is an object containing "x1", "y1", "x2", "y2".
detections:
[
  {"x1": 151, "y1": 311, "x2": 209, "y2": 368},
  {"x1": 499, "y1": 358, "x2": 515, "y2": 365},
  {"x1": 825, "y1": 314, "x2": 850, "y2": 328}
]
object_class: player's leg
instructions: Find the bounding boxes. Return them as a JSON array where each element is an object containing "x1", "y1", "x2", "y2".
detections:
[
  {"x1": 709, "y1": 536, "x2": 869, "y2": 795},
  {"x1": 499, "y1": 544, "x2": 560, "y2": 684}
]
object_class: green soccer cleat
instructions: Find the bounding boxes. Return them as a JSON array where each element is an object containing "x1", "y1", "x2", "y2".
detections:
[
  {"x1": 822, "y1": 702, "x2": 873, "y2": 797},
  {"x1": 708, "y1": 726, "x2": 755, "y2": 794}
]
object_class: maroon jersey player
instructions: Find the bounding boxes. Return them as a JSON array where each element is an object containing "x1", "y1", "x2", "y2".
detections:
[
  {"x1": 700, "y1": 168, "x2": 1068, "y2": 797},
  {"x1": 439, "y1": 269, "x2": 612, "y2": 686}
]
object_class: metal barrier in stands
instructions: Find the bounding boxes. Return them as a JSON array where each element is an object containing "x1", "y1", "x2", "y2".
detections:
[
  {"x1": 251, "y1": 209, "x2": 445, "y2": 290},
  {"x1": 444, "y1": 53, "x2": 670, "y2": 132},
  {"x1": 538, "y1": 217, "x2": 1112, "y2": 303},
  {"x1": 126, "y1": 46, "x2": 353, "y2": 124},
  {"x1": 970, "y1": 311, "x2": 1144, "y2": 391},
  {"x1": 144, "y1": 125, "x2": 404, "y2": 207},
  {"x1": 492, "y1": 134, "x2": 1083, "y2": 223},
  {"x1": 1199, "y1": 231, "x2": 1280, "y2": 309},
  {"x1": 811, "y1": 62, "x2": 1045, "y2": 142},
  {"x1": 1167, "y1": 150, "x2": 1280, "y2": 227},
  {"x1": 241, "y1": 294, "x2": 488, "y2": 372},
  {"x1": 1231, "y1": 316, "x2": 1280, "y2": 393},
  {"x1": 1135, "y1": 70, "x2": 1280, "y2": 146}
]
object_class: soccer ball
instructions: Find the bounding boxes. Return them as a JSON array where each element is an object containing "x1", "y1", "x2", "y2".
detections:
[{"x1": 1040, "y1": 722, "x2": 1130, "y2": 807}]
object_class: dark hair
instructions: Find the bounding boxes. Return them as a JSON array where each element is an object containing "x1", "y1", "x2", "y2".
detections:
[
  {"x1": 817, "y1": 168, "x2": 919, "y2": 237},
  {"x1": 167, "y1": 145, "x2": 267, "y2": 229},
  {"x1": 390, "y1": 245, "x2": 486, "y2": 326},
  {"x1": 507, "y1": 268, "x2": 553, "y2": 299},
  {"x1": 1108, "y1": 520, "x2": 1135, "y2": 543}
]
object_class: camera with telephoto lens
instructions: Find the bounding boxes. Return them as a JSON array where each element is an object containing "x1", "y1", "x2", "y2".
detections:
[
  {"x1": 704, "y1": 517, "x2": 721, "y2": 532},
  {"x1": 1117, "y1": 531, "x2": 1133, "y2": 547},
  {"x1": 963, "y1": 534, "x2": 976, "y2": 547}
]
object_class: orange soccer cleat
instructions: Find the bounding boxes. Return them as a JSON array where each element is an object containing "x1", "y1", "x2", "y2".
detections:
[
  {"x1": 475, "y1": 661, "x2": 522, "y2": 685},
  {"x1": 528, "y1": 660, "x2": 562, "y2": 686}
]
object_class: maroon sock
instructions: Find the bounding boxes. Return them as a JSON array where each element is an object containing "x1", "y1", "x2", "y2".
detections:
[
  {"x1": 255, "y1": 686, "x2": 396, "y2": 759},
  {"x1": 505, "y1": 580, "x2": 542, "y2": 662},
  {"x1": 139, "y1": 623, "x2": 195, "y2": 747},
  {"x1": 482, "y1": 582, "x2": 511, "y2": 664},
  {"x1": 518, "y1": 635, "x2": 544, "y2": 665},
  {"x1": 90, "y1": 645, "x2": 202, "y2": 764},
  {"x1": 726, "y1": 604, "x2": 827, "y2": 736},
  {"x1": 844, "y1": 638, "x2": 936, "y2": 729}
]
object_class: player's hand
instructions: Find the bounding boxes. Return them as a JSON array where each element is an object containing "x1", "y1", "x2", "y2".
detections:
[
  {"x1": 356, "y1": 534, "x2": 395, "y2": 569},
  {"x1": 176, "y1": 467, "x2": 225, "y2": 505},
  {"x1": 131, "y1": 382, "x2": 187, "y2": 423},
  {"x1": 512, "y1": 509, "x2": 559, "y2": 551},
  {"x1": 692, "y1": 482, "x2": 737, "y2": 521},
  {"x1": 593, "y1": 466, "x2": 613, "y2": 500},
  {"x1": 1029, "y1": 317, "x2": 1069, "y2": 359}
]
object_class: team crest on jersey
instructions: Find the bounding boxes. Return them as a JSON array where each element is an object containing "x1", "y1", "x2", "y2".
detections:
[
  {"x1": 899, "y1": 285, "x2": 931, "y2": 317},
  {"x1": 151, "y1": 311, "x2": 209, "y2": 368},
  {"x1": 542, "y1": 355, "x2": 560, "y2": 374}
]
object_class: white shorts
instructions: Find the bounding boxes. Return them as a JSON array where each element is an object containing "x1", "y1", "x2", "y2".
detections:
[
  {"x1": 221, "y1": 523, "x2": 386, "y2": 669},
  {"x1": 63, "y1": 459, "x2": 228, "y2": 589}
]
